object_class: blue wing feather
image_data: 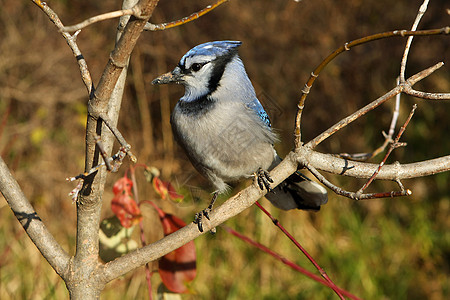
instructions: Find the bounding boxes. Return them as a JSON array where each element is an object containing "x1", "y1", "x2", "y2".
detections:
[{"x1": 246, "y1": 98, "x2": 272, "y2": 128}]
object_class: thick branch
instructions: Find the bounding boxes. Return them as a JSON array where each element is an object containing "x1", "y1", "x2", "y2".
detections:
[
  {"x1": 0, "y1": 157, "x2": 71, "y2": 279},
  {"x1": 404, "y1": 86, "x2": 450, "y2": 100},
  {"x1": 80, "y1": 0, "x2": 159, "y2": 218},
  {"x1": 297, "y1": 148, "x2": 450, "y2": 180},
  {"x1": 72, "y1": 1, "x2": 159, "y2": 297}
]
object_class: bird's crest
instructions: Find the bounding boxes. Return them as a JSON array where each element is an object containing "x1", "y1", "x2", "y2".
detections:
[{"x1": 179, "y1": 41, "x2": 242, "y2": 70}]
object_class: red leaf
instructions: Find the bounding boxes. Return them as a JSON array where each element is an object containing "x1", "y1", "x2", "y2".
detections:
[
  {"x1": 111, "y1": 177, "x2": 142, "y2": 228},
  {"x1": 153, "y1": 176, "x2": 168, "y2": 200},
  {"x1": 153, "y1": 176, "x2": 184, "y2": 202},
  {"x1": 167, "y1": 182, "x2": 184, "y2": 202},
  {"x1": 113, "y1": 176, "x2": 133, "y2": 195},
  {"x1": 153, "y1": 204, "x2": 196, "y2": 293}
]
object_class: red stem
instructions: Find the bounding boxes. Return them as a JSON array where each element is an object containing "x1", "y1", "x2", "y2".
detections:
[
  {"x1": 255, "y1": 202, "x2": 349, "y2": 300},
  {"x1": 222, "y1": 225, "x2": 361, "y2": 300}
]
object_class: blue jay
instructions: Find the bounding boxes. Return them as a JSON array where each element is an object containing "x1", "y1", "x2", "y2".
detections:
[{"x1": 152, "y1": 41, "x2": 328, "y2": 231}]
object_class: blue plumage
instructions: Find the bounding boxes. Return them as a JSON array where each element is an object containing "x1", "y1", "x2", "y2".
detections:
[
  {"x1": 152, "y1": 41, "x2": 328, "y2": 231},
  {"x1": 179, "y1": 41, "x2": 242, "y2": 69},
  {"x1": 246, "y1": 98, "x2": 272, "y2": 128}
]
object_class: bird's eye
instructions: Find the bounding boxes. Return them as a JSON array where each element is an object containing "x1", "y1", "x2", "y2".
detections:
[{"x1": 191, "y1": 63, "x2": 203, "y2": 72}]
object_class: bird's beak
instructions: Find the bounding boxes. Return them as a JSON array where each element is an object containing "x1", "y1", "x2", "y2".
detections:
[{"x1": 152, "y1": 67, "x2": 183, "y2": 85}]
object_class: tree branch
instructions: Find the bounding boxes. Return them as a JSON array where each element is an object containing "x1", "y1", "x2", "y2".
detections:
[
  {"x1": 144, "y1": 0, "x2": 228, "y2": 31},
  {"x1": 297, "y1": 147, "x2": 450, "y2": 180},
  {"x1": 31, "y1": 0, "x2": 94, "y2": 96},
  {"x1": 403, "y1": 86, "x2": 450, "y2": 100},
  {"x1": 358, "y1": 104, "x2": 417, "y2": 193},
  {"x1": 0, "y1": 157, "x2": 71, "y2": 280},
  {"x1": 70, "y1": 1, "x2": 160, "y2": 298},
  {"x1": 400, "y1": 0, "x2": 429, "y2": 82},
  {"x1": 61, "y1": 7, "x2": 143, "y2": 33},
  {"x1": 294, "y1": 26, "x2": 450, "y2": 148},
  {"x1": 305, "y1": 163, "x2": 412, "y2": 201},
  {"x1": 60, "y1": 0, "x2": 228, "y2": 33},
  {"x1": 306, "y1": 62, "x2": 445, "y2": 149}
]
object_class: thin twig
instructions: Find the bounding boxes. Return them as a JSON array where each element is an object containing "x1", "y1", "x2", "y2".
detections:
[
  {"x1": 62, "y1": 0, "x2": 228, "y2": 32},
  {"x1": 306, "y1": 62, "x2": 445, "y2": 149},
  {"x1": 31, "y1": 0, "x2": 94, "y2": 96},
  {"x1": 305, "y1": 163, "x2": 412, "y2": 200},
  {"x1": 337, "y1": 92, "x2": 397, "y2": 162},
  {"x1": 95, "y1": 135, "x2": 113, "y2": 171},
  {"x1": 66, "y1": 147, "x2": 128, "y2": 182},
  {"x1": 68, "y1": 180, "x2": 83, "y2": 203},
  {"x1": 308, "y1": 86, "x2": 401, "y2": 149},
  {"x1": 389, "y1": 78, "x2": 402, "y2": 137},
  {"x1": 336, "y1": 82, "x2": 400, "y2": 164},
  {"x1": 100, "y1": 114, "x2": 137, "y2": 163},
  {"x1": 295, "y1": 26, "x2": 450, "y2": 148},
  {"x1": 62, "y1": 7, "x2": 142, "y2": 32},
  {"x1": 144, "y1": 0, "x2": 228, "y2": 31},
  {"x1": 358, "y1": 104, "x2": 417, "y2": 193},
  {"x1": 400, "y1": 0, "x2": 429, "y2": 82},
  {"x1": 395, "y1": 179, "x2": 405, "y2": 191},
  {"x1": 254, "y1": 202, "x2": 346, "y2": 300}
]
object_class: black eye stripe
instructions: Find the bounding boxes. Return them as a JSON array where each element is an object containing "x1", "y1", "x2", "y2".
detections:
[
  {"x1": 178, "y1": 61, "x2": 208, "y2": 74},
  {"x1": 207, "y1": 50, "x2": 238, "y2": 92}
]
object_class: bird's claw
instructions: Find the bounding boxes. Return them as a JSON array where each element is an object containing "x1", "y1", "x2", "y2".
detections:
[
  {"x1": 194, "y1": 210, "x2": 206, "y2": 232},
  {"x1": 256, "y1": 168, "x2": 273, "y2": 192},
  {"x1": 193, "y1": 192, "x2": 218, "y2": 233}
]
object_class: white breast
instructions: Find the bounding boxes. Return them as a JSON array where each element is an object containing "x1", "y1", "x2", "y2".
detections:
[{"x1": 171, "y1": 100, "x2": 277, "y2": 190}]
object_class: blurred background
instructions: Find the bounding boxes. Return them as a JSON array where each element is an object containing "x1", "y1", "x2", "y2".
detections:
[{"x1": 0, "y1": 0, "x2": 449, "y2": 299}]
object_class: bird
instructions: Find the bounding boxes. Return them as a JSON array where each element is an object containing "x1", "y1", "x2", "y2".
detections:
[{"x1": 152, "y1": 41, "x2": 328, "y2": 232}]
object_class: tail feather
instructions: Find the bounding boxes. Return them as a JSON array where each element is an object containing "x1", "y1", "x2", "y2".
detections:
[{"x1": 265, "y1": 172, "x2": 328, "y2": 211}]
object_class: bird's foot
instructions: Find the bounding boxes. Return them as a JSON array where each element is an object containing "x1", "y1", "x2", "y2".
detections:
[
  {"x1": 255, "y1": 168, "x2": 274, "y2": 192},
  {"x1": 193, "y1": 192, "x2": 218, "y2": 233},
  {"x1": 193, "y1": 211, "x2": 206, "y2": 233}
]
